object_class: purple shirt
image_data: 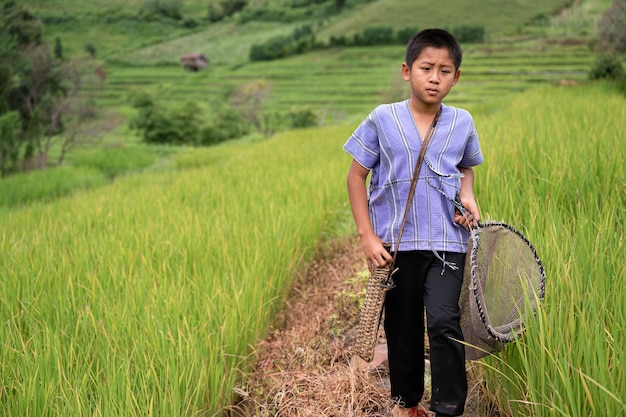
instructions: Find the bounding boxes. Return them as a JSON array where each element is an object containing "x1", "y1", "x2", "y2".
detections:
[{"x1": 343, "y1": 100, "x2": 483, "y2": 253}]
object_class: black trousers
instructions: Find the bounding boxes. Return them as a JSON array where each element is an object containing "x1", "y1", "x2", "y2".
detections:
[{"x1": 383, "y1": 250, "x2": 467, "y2": 416}]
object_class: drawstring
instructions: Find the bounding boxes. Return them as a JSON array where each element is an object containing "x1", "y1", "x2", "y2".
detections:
[{"x1": 429, "y1": 243, "x2": 459, "y2": 275}]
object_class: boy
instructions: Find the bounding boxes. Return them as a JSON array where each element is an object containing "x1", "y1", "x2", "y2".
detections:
[{"x1": 343, "y1": 29, "x2": 483, "y2": 417}]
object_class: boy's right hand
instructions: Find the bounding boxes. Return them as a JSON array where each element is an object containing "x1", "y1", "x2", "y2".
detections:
[{"x1": 360, "y1": 233, "x2": 392, "y2": 272}]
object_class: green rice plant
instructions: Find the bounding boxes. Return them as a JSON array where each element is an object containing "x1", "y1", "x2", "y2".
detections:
[
  {"x1": 71, "y1": 146, "x2": 159, "y2": 178},
  {"x1": 0, "y1": 165, "x2": 106, "y2": 208},
  {"x1": 475, "y1": 82, "x2": 626, "y2": 416},
  {"x1": 0, "y1": 124, "x2": 353, "y2": 416}
]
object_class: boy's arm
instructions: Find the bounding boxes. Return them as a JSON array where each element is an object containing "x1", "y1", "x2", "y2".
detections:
[
  {"x1": 347, "y1": 160, "x2": 392, "y2": 270},
  {"x1": 455, "y1": 166, "x2": 480, "y2": 229}
]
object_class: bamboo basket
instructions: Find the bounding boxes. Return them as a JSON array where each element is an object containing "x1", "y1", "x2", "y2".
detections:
[{"x1": 354, "y1": 265, "x2": 393, "y2": 362}]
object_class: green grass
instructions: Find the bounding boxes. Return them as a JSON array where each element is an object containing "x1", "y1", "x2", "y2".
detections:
[
  {"x1": 0, "y1": 124, "x2": 353, "y2": 416},
  {"x1": 0, "y1": 166, "x2": 106, "y2": 208},
  {"x1": 475, "y1": 83, "x2": 626, "y2": 416}
]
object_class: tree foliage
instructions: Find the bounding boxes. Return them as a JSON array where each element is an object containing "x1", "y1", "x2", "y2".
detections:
[
  {"x1": 595, "y1": 0, "x2": 626, "y2": 54},
  {"x1": 0, "y1": 1, "x2": 87, "y2": 176},
  {"x1": 130, "y1": 96, "x2": 204, "y2": 145}
]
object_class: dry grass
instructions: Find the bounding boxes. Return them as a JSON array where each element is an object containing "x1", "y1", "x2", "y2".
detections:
[{"x1": 224, "y1": 237, "x2": 500, "y2": 417}]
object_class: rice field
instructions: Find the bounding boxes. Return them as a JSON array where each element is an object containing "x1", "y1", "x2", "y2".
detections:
[
  {"x1": 475, "y1": 83, "x2": 626, "y2": 416},
  {"x1": 1, "y1": 81, "x2": 624, "y2": 416},
  {"x1": 2, "y1": 0, "x2": 624, "y2": 414},
  {"x1": 89, "y1": 37, "x2": 594, "y2": 128},
  {"x1": 0, "y1": 125, "x2": 352, "y2": 416}
]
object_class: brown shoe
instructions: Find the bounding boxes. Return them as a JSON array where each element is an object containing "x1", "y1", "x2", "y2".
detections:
[{"x1": 390, "y1": 405, "x2": 427, "y2": 417}]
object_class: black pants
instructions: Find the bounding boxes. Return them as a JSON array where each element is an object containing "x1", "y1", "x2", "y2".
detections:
[{"x1": 384, "y1": 250, "x2": 467, "y2": 416}]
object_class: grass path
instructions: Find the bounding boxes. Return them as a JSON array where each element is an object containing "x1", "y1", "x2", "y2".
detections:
[{"x1": 227, "y1": 238, "x2": 496, "y2": 416}]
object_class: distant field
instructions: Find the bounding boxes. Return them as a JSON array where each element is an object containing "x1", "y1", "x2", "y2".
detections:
[
  {"x1": 16, "y1": 0, "x2": 611, "y2": 127},
  {"x1": 86, "y1": 37, "x2": 594, "y2": 127},
  {"x1": 21, "y1": 0, "x2": 598, "y2": 63}
]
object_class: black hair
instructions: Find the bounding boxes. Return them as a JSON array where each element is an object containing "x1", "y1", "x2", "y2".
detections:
[{"x1": 405, "y1": 28, "x2": 462, "y2": 70}]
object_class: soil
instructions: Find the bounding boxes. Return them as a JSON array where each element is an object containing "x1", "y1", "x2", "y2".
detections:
[{"x1": 225, "y1": 237, "x2": 500, "y2": 417}]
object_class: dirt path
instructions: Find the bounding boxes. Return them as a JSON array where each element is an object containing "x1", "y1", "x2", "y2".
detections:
[{"x1": 227, "y1": 237, "x2": 496, "y2": 416}]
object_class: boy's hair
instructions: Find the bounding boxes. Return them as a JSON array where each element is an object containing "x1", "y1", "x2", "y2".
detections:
[{"x1": 405, "y1": 28, "x2": 462, "y2": 70}]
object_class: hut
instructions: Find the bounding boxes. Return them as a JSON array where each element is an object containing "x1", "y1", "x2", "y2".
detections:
[{"x1": 180, "y1": 53, "x2": 208, "y2": 71}]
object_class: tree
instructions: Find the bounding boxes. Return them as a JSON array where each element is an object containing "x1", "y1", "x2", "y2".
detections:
[
  {"x1": 335, "y1": 0, "x2": 346, "y2": 11},
  {"x1": 54, "y1": 37, "x2": 63, "y2": 60},
  {"x1": 220, "y1": 0, "x2": 247, "y2": 17},
  {"x1": 2, "y1": 1, "x2": 43, "y2": 46},
  {"x1": 1, "y1": 1, "x2": 92, "y2": 174},
  {"x1": 595, "y1": 0, "x2": 626, "y2": 54},
  {"x1": 229, "y1": 80, "x2": 270, "y2": 133},
  {"x1": 0, "y1": 111, "x2": 21, "y2": 176},
  {"x1": 85, "y1": 42, "x2": 96, "y2": 58},
  {"x1": 130, "y1": 96, "x2": 203, "y2": 145}
]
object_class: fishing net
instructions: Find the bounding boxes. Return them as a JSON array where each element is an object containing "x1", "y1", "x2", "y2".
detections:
[{"x1": 459, "y1": 221, "x2": 546, "y2": 360}]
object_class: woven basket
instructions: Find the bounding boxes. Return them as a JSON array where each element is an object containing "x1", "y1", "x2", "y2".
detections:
[{"x1": 354, "y1": 265, "x2": 393, "y2": 362}]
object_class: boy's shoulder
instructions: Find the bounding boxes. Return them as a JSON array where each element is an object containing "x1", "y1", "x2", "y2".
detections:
[
  {"x1": 368, "y1": 100, "x2": 408, "y2": 118},
  {"x1": 373, "y1": 100, "x2": 405, "y2": 112},
  {"x1": 443, "y1": 104, "x2": 476, "y2": 127},
  {"x1": 443, "y1": 103, "x2": 472, "y2": 116}
]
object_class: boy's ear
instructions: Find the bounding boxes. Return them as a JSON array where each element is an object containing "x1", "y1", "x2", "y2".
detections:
[
  {"x1": 401, "y1": 62, "x2": 410, "y2": 80},
  {"x1": 452, "y1": 69, "x2": 461, "y2": 86}
]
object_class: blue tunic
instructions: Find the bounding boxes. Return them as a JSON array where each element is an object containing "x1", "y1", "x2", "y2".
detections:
[{"x1": 343, "y1": 100, "x2": 484, "y2": 253}]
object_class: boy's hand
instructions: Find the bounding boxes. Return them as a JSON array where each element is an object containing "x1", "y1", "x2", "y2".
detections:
[
  {"x1": 360, "y1": 233, "x2": 392, "y2": 272},
  {"x1": 456, "y1": 166, "x2": 480, "y2": 230},
  {"x1": 455, "y1": 196, "x2": 480, "y2": 230}
]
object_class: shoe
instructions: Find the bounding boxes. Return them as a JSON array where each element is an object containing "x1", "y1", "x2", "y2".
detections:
[{"x1": 390, "y1": 405, "x2": 427, "y2": 417}]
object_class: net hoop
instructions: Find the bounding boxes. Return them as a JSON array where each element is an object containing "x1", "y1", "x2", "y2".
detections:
[{"x1": 468, "y1": 221, "x2": 546, "y2": 344}]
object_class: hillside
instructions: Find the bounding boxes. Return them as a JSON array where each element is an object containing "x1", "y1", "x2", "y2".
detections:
[
  {"x1": 2, "y1": 0, "x2": 615, "y2": 184},
  {"x1": 22, "y1": 0, "x2": 593, "y2": 65}
]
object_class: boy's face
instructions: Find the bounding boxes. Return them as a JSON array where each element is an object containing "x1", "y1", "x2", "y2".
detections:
[{"x1": 402, "y1": 46, "x2": 460, "y2": 107}]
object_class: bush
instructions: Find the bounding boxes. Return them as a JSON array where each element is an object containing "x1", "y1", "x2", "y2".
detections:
[
  {"x1": 356, "y1": 26, "x2": 394, "y2": 46},
  {"x1": 131, "y1": 100, "x2": 202, "y2": 145},
  {"x1": 589, "y1": 55, "x2": 625, "y2": 80},
  {"x1": 396, "y1": 27, "x2": 419, "y2": 44},
  {"x1": 140, "y1": 0, "x2": 183, "y2": 20},
  {"x1": 206, "y1": 4, "x2": 224, "y2": 22},
  {"x1": 220, "y1": 0, "x2": 248, "y2": 17},
  {"x1": 328, "y1": 35, "x2": 349, "y2": 47},
  {"x1": 183, "y1": 18, "x2": 198, "y2": 28},
  {"x1": 286, "y1": 108, "x2": 317, "y2": 128},
  {"x1": 250, "y1": 24, "x2": 316, "y2": 61},
  {"x1": 452, "y1": 25, "x2": 485, "y2": 43},
  {"x1": 199, "y1": 107, "x2": 251, "y2": 146}
]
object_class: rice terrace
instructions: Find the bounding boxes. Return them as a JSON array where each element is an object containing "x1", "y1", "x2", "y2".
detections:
[{"x1": 1, "y1": 0, "x2": 625, "y2": 416}]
